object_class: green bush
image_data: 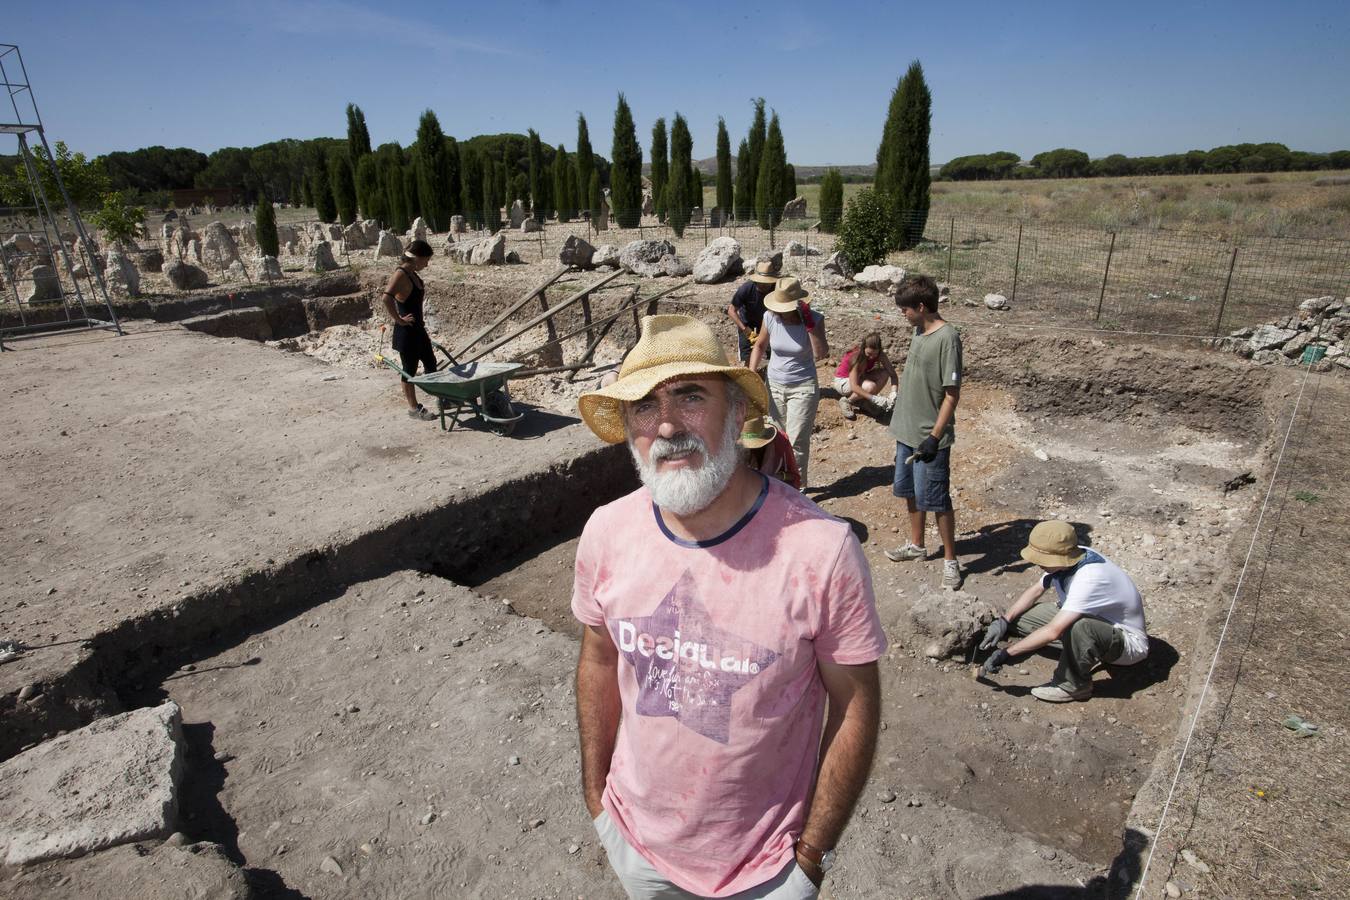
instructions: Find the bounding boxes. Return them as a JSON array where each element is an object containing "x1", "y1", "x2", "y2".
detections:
[
  {"x1": 88, "y1": 191, "x2": 145, "y2": 247},
  {"x1": 837, "y1": 188, "x2": 890, "y2": 269}
]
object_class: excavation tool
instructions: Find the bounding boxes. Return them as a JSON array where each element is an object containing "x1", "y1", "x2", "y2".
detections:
[{"x1": 375, "y1": 337, "x2": 523, "y2": 436}]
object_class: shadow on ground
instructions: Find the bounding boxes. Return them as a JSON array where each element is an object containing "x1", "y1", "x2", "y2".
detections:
[{"x1": 977, "y1": 827, "x2": 1148, "y2": 899}]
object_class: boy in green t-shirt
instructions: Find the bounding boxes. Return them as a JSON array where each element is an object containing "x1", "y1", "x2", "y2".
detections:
[{"x1": 884, "y1": 275, "x2": 964, "y2": 590}]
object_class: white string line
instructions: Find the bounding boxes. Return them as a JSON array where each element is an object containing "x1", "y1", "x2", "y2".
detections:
[{"x1": 1132, "y1": 357, "x2": 1318, "y2": 899}]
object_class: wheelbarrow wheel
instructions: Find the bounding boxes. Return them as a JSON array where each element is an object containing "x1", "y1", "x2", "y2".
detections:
[{"x1": 483, "y1": 390, "x2": 517, "y2": 436}]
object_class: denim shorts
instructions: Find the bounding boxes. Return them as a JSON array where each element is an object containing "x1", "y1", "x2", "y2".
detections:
[{"x1": 893, "y1": 442, "x2": 953, "y2": 512}]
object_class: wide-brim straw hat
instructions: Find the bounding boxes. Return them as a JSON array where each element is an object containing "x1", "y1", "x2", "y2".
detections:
[
  {"x1": 764, "y1": 276, "x2": 810, "y2": 314},
  {"x1": 1019, "y1": 520, "x2": 1086, "y2": 568},
  {"x1": 748, "y1": 259, "x2": 780, "y2": 285},
  {"x1": 739, "y1": 415, "x2": 779, "y2": 449},
  {"x1": 578, "y1": 314, "x2": 770, "y2": 444}
]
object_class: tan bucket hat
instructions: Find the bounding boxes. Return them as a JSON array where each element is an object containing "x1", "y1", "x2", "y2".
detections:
[
  {"x1": 739, "y1": 415, "x2": 779, "y2": 449},
  {"x1": 1019, "y1": 521, "x2": 1086, "y2": 568},
  {"x1": 748, "y1": 259, "x2": 780, "y2": 285},
  {"x1": 764, "y1": 276, "x2": 810, "y2": 314},
  {"x1": 578, "y1": 315, "x2": 769, "y2": 444}
]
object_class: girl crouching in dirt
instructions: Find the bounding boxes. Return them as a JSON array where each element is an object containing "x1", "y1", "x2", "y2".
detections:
[{"x1": 834, "y1": 331, "x2": 898, "y2": 420}]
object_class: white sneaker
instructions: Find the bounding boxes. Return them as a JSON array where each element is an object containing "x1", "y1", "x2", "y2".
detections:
[
  {"x1": 1031, "y1": 683, "x2": 1092, "y2": 703},
  {"x1": 885, "y1": 543, "x2": 925, "y2": 562},
  {"x1": 838, "y1": 396, "x2": 856, "y2": 420},
  {"x1": 941, "y1": 559, "x2": 964, "y2": 590}
]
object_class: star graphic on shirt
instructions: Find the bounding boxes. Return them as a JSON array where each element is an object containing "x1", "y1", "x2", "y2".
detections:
[{"x1": 612, "y1": 571, "x2": 778, "y2": 744}]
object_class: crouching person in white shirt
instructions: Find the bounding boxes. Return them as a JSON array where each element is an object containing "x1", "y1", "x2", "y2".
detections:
[{"x1": 977, "y1": 520, "x2": 1148, "y2": 703}]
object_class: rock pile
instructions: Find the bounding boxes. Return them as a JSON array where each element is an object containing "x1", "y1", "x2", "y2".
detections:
[
  {"x1": 1215, "y1": 296, "x2": 1349, "y2": 370},
  {"x1": 620, "y1": 240, "x2": 689, "y2": 278},
  {"x1": 164, "y1": 259, "x2": 209, "y2": 290},
  {"x1": 446, "y1": 232, "x2": 505, "y2": 266},
  {"x1": 855, "y1": 264, "x2": 907, "y2": 293},
  {"x1": 559, "y1": 234, "x2": 595, "y2": 269},
  {"x1": 817, "y1": 252, "x2": 855, "y2": 290}
]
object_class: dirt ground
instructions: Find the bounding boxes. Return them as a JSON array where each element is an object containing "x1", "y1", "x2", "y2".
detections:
[{"x1": 2, "y1": 242, "x2": 1344, "y2": 899}]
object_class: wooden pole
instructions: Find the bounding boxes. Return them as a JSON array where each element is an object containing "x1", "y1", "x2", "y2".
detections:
[
  {"x1": 453, "y1": 265, "x2": 568, "y2": 358},
  {"x1": 465, "y1": 268, "x2": 628, "y2": 363},
  {"x1": 1094, "y1": 231, "x2": 1117, "y2": 322}
]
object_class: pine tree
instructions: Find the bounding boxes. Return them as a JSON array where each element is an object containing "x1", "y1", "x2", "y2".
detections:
[
  {"x1": 553, "y1": 144, "x2": 572, "y2": 223},
  {"x1": 819, "y1": 167, "x2": 844, "y2": 233},
  {"x1": 610, "y1": 94, "x2": 643, "y2": 228},
  {"x1": 875, "y1": 60, "x2": 932, "y2": 249},
  {"x1": 667, "y1": 114, "x2": 692, "y2": 237},
  {"x1": 715, "y1": 118, "x2": 733, "y2": 219},
  {"x1": 651, "y1": 118, "x2": 668, "y2": 222},
  {"x1": 414, "y1": 110, "x2": 453, "y2": 231},
  {"x1": 747, "y1": 98, "x2": 766, "y2": 220},
  {"x1": 255, "y1": 193, "x2": 279, "y2": 258},
  {"x1": 756, "y1": 112, "x2": 786, "y2": 229},
  {"x1": 313, "y1": 152, "x2": 337, "y2": 222},
  {"x1": 734, "y1": 139, "x2": 751, "y2": 222},
  {"x1": 576, "y1": 114, "x2": 594, "y2": 216},
  {"x1": 461, "y1": 148, "x2": 483, "y2": 230}
]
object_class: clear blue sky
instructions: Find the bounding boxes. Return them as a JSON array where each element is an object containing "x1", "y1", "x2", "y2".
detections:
[{"x1": 6, "y1": 0, "x2": 1348, "y2": 164}]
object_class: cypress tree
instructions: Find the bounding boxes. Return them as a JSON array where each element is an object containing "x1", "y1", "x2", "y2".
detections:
[
  {"x1": 876, "y1": 60, "x2": 932, "y2": 249},
  {"x1": 610, "y1": 93, "x2": 643, "y2": 228},
  {"x1": 819, "y1": 167, "x2": 844, "y2": 233},
  {"x1": 402, "y1": 164, "x2": 420, "y2": 227},
  {"x1": 445, "y1": 137, "x2": 462, "y2": 219},
  {"x1": 576, "y1": 114, "x2": 594, "y2": 216},
  {"x1": 692, "y1": 167, "x2": 704, "y2": 210},
  {"x1": 461, "y1": 148, "x2": 483, "y2": 230},
  {"x1": 329, "y1": 151, "x2": 353, "y2": 223},
  {"x1": 734, "y1": 139, "x2": 751, "y2": 222},
  {"x1": 650, "y1": 118, "x2": 668, "y2": 222},
  {"x1": 313, "y1": 152, "x2": 337, "y2": 222},
  {"x1": 782, "y1": 163, "x2": 797, "y2": 209},
  {"x1": 756, "y1": 112, "x2": 786, "y2": 228},
  {"x1": 588, "y1": 171, "x2": 602, "y2": 221},
  {"x1": 498, "y1": 160, "x2": 509, "y2": 215},
  {"x1": 482, "y1": 160, "x2": 499, "y2": 232},
  {"x1": 414, "y1": 110, "x2": 454, "y2": 231},
  {"x1": 553, "y1": 144, "x2": 572, "y2": 222},
  {"x1": 384, "y1": 165, "x2": 406, "y2": 232},
  {"x1": 255, "y1": 193, "x2": 279, "y2": 258},
  {"x1": 715, "y1": 118, "x2": 733, "y2": 219},
  {"x1": 667, "y1": 114, "x2": 692, "y2": 237},
  {"x1": 346, "y1": 103, "x2": 373, "y2": 215},
  {"x1": 747, "y1": 98, "x2": 766, "y2": 219},
  {"x1": 527, "y1": 129, "x2": 548, "y2": 222},
  {"x1": 355, "y1": 155, "x2": 384, "y2": 224}
]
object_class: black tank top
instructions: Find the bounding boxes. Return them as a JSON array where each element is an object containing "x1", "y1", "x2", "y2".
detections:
[{"x1": 394, "y1": 267, "x2": 425, "y2": 329}]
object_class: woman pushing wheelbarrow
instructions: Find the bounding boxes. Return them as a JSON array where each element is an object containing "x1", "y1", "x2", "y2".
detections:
[{"x1": 380, "y1": 239, "x2": 440, "y2": 420}]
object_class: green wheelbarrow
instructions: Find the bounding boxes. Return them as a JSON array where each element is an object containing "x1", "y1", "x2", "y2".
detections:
[{"x1": 375, "y1": 339, "x2": 525, "y2": 436}]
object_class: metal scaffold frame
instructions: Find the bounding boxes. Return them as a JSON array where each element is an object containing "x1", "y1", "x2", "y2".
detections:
[{"x1": 0, "y1": 42, "x2": 121, "y2": 350}]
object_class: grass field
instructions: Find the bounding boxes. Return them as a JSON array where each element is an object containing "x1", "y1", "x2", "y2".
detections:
[{"x1": 706, "y1": 169, "x2": 1350, "y2": 242}]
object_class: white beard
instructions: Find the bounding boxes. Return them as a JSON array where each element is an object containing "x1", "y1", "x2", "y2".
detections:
[{"x1": 629, "y1": 411, "x2": 742, "y2": 516}]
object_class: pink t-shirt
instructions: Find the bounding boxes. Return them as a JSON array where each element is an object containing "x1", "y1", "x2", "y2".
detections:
[{"x1": 572, "y1": 476, "x2": 886, "y2": 896}]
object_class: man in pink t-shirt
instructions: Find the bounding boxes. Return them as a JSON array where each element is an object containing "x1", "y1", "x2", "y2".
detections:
[{"x1": 574, "y1": 315, "x2": 886, "y2": 898}]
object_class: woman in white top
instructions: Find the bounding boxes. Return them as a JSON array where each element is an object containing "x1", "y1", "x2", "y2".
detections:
[{"x1": 747, "y1": 277, "x2": 828, "y2": 487}]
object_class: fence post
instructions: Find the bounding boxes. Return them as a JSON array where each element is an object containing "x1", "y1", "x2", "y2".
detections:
[
  {"x1": 538, "y1": 226, "x2": 544, "y2": 261},
  {"x1": 946, "y1": 217, "x2": 955, "y2": 282},
  {"x1": 770, "y1": 218, "x2": 775, "y2": 251},
  {"x1": 1213, "y1": 246, "x2": 1240, "y2": 336},
  {"x1": 1010, "y1": 222, "x2": 1023, "y2": 304},
  {"x1": 1094, "y1": 231, "x2": 1117, "y2": 322}
]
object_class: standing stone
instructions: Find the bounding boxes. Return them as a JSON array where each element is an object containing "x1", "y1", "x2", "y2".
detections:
[
  {"x1": 983, "y1": 293, "x2": 1009, "y2": 310},
  {"x1": 257, "y1": 255, "x2": 283, "y2": 282},
  {"x1": 709, "y1": 207, "x2": 723, "y2": 228},
  {"x1": 104, "y1": 249, "x2": 141, "y2": 297},
  {"x1": 409, "y1": 217, "x2": 428, "y2": 243},
  {"x1": 784, "y1": 240, "x2": 819, "y2": 257},
  {"x1": 689, "y1": 207, "x2": 704, "y2": 224},
  {"x1": 521, "y1": 218, "x2": 542, "y2": 234},
  {"x1": 164, "y1": 259, "x2": 209, "y2": 290},
  {"x1": 200, "y1": 221, "x2": 242, "y2": 269},
  {"x1": 559, "y1": 234, "x2": 596, "y2": 268},
  {"x1": 642, "y1": 192, "x2": 654, "y2": 216},
  {"x1": 823, "y1": 251, "x2": 855, "y2": 280},
  {"x1": 137, "y1": 247, "x2": 164, "y2": 273},
  {"x1": 594, "y1": 198, "x2": 609, "y2": 231},
  {"x1": 592, "y1": 244, "x2": 620, "y2": 269},
  {"x1": 21, "y1": 265, "x2": 62, "y2": 303},
  {"x1": 450, "y1": 215, "x2": 467, "y2": 234},
  {"x1": 186, "y1": 239, "x2": 202, "y2": 263},
  {"x1": 308, "y1": 240, "x2": 339, "y2": 273},
  {"x1": 376, "y1": 230, "x2": 403, "y2": 258},
  {"x1": 446, "y1": 233, "x2": 505, "y2": 266},
  {"x1": 0, "y1": 702, "x2": 184, "y2": 866},
  {"x1": 620, "y1": 239, "x2": 683, "y2": 278},
  {"x1": 508, "y1": 200, "x2": 526, "y2": 229},
  {"x1": 855, "y1": 264, "x2": 907, "y2": 293},
  {"x1": 693, "y1": 236, "x2": 742, "y2": 284},
  {"x1": 783, "y1": 196, "x2": 808, "y2": 219},
  {"x1": 361, "y1": 220, "x2": 381, "y2": 244},
  {"x1": 276, "y1": 225, "x2": 299, "y2": 248},
  {"x1": 343, "y1": 222, "x2": 372, "y2": 250}
]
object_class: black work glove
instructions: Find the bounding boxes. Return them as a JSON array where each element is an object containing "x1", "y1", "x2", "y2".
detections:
[
  {"x1": 979, "y1": 616, "x2": 1009, "y2": 650},
  {"x1": 916, "y1": 435, "x2": 940, "y2": 462},
  {"x1": 980, "y1": 648, "x2": 1011, "y2": 678}
]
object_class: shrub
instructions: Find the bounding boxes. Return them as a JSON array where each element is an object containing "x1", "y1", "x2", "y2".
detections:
[
  {"x1": 837, "y1": 188, "x2": 891, "y2": 269},
  {"x1": 88, "y1": 191, "x2": 146, "y2": 247}
]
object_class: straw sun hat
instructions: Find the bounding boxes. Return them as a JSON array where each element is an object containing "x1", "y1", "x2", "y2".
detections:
[
  {"x1": 1019, "y1": 521, "x2": 1086, "y2": 568},
  {"x1": 739, "y1": 415, "x2": 780, "y2": 449},
  {"x1": 578, "y1": 315, "x2": 769, "y2": 444},
  {"x1": 763, "y1": 276, "x2": 810, "y2": 314},
  {"x1": 747, "y1": 259, "x2": 780, "y2": 284}
]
